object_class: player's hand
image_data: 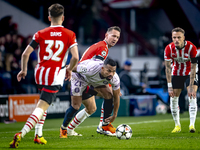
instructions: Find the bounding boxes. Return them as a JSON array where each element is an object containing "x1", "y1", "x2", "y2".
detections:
[
  {"x1": 168, "y1": 87, "x2": 174, "y2": 97},
  {"x1": 188, "y1": 86, "x2": 196, "y2": 98},
  {"x1": 17, "y1": 70, "x2": 27, "y2": 82},
  {"x1": 65, "y1": 65, "x2": 72, "y2": 81},
  {"x1": 65, "y1": 69, "x2": 72, "y2": 81},
  {"x1": 104, "y1": 115, "x2": 116, "y2": 123}
]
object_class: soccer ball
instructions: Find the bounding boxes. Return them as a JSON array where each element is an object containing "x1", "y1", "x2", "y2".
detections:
[
  {"x1": 116, "y1": 124, "x2": 132, "y2": 140},
  {"x1": 156, "y1": 103, "x2": 167, "y2": 114}
]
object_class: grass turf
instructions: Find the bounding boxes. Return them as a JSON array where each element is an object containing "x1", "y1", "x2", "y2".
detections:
[{"x1": 1, "y1": 112, "x2": 200, "y2": 149}]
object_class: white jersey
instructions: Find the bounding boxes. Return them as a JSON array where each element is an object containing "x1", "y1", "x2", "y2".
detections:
[{"x1": 71, "y1": 59, "x2": 120, "y2": 96}]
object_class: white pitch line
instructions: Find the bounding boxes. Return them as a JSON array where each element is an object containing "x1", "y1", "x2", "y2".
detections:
[{"x1": 0, "y1": 117, "x2": 192, "y2": 134}]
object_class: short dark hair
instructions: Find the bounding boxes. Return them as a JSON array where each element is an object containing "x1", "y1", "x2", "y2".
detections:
[
  {"x1": 48, "y1": 3, "x2": 64, "y2": 18},
  {"x1": 104, "y1": 58, "x2": 116, "y2": 67},
  {"x1": 172, "y1": 27, "x2": 185, "y2": 35},
  {"x1": 107, "y1": 26, "x2": 121, "y2": 33}
]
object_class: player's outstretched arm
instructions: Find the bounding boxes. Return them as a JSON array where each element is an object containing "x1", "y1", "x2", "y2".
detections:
[{"x1": 17, "y1": 45, "x2": 34, "y2": 82}]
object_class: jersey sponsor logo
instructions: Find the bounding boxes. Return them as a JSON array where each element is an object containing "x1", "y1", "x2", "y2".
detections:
[
  {"x1": 50, "y1": 32, "x2": 62, "y2": 36},
  {"x1": 173, "y1": 57, "x2": 190, "y2": 63},
  {"x1": 101, "y1": 51, "x2": 107, "y2": 56}
]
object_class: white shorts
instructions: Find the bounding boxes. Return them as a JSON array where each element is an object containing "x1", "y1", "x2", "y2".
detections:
[{"x1": 71, "y1": 73, "x2": 88, "y2": 96}]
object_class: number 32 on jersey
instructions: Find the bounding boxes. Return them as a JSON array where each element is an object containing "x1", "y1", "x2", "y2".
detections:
[{"x1": 44, "y1": 40, "x2": 64, "y2": 61}]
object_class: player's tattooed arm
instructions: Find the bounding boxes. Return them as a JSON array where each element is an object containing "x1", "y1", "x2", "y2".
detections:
[
  {"x1": 165, "y1": 60, "x2": 174, "y2": 97},
  {"x1": 165, "y1": 61, "x2": 171, "y2": 83},
  {"x1": 188, "y1": 62, "x2": 197, "y2": 98},
  {"x1": 189, "y1": 63, "x2": 196, "y2": 86}
]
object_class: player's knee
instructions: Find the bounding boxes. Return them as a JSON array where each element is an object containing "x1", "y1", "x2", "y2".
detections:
[
  {"x1": 103, "y1": 92, "x2": 113, "y2": 99},
  {"x1": 71, "y1": 103, "x2": 81, "y2": 110},
  {"x1": 85, "y1": 106, "x2": 96, "y2": 115}
]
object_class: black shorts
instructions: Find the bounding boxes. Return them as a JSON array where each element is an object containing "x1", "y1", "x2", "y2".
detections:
[
  {"x1": 172, "y1": 75, "x2": 198, "y2": 90},
  {"x1": 37, "y1": 85, "x2": 61, "y2": 105},
  {"x1": 82, "y1": 86, "x2": 98, "y2": 100}
]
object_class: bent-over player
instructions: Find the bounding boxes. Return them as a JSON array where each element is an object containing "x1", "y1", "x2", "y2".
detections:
[{"x1": 60, "y1": 58, "x2": 121, "y2": 137}]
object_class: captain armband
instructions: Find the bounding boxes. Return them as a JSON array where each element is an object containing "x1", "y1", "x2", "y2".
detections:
[
  {"x1": 29, "y1": 40, "x2": 39, "y2": 49},
  {"x1": 191, "y1": 57, "x2": 197, "y2": 64}
]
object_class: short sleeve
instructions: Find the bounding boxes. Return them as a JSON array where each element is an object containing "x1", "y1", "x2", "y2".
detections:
[
  {"x1": 164, "y1": 45, "x2": 171, "y2": 61},
  {"x1": 190, "y1": 45, "x2": 197, "y2": 58},
  {"x1": 32, "y1": 32, "x2": 40, "y2": 43},
  {"x1": 111, "y1": 73, "x2": 120, "y2": 91},
  {"x1": 69, "y1": 32, "x2": 78, "y2": 49}
]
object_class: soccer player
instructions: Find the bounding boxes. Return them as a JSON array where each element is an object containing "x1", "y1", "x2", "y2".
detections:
[
  {"x1": 164, "y1": 27, "x2": 198, "y2": 133},
  {"x1": 60, "y1": 26, "x2": 121, "y2": 137},
  {"x1": 60, "y1": 58, "x2": 121, "y2": 138},
  {"x1": 9, "y1": 4, "x2": 79, "y2": 148}
]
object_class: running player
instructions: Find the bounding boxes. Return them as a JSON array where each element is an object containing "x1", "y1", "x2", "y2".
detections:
[
  {"x1": 164, "y1": 27, "x2": 198, "y2": 133},
  {"x1": 9, "y1": 4, "x2": 79, "y2": 148},
  {"x1": 60, "y1": 58, "x2": 120, "y2": 138},
  {"x1": 60, "y1": 26, "x2": 121, "y2": 137}
]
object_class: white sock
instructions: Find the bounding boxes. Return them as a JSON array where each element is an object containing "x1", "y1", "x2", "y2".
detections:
[
  {"x1": 189, "y1": 97, "x2": 197, "y2": 127},
  {"x1": 170, "y1": 97, "x2": 180, "y2": 126},
  {"x1": 35, "y1": 110, "x2": 47, "y2": 137},
  {"x1": 21, "y1": 108, "x2": 44, "y2": 138},
  {"x1": 98, "y1": 103, "x2": 104, "y2": 127},
  {"x1": 67, "y1": 109, "x2": 90, "y2": 132}
]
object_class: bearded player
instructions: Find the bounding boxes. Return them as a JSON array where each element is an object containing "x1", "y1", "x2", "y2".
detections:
[
  {"x1": 164, "y1": 27, "x2": 198, "y2": 133},
  {"x1": 59, "y1": 26, "x2": 121, "y2": 137}
]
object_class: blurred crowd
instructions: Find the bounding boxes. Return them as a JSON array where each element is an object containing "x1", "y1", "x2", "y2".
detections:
[{"x1": 0, "y1": 16, "x2": 37, "y2": 94}]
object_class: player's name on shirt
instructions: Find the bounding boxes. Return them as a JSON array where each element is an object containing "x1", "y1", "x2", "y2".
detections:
[{"x1": 50, "y1": 32, "x2": 62, "y2": 36}]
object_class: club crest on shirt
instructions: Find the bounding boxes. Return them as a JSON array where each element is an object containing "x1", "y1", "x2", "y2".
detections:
[
  {"x1": 103, "y1": 81, "x2": 108, "y2": 84},
  {"x1": 74, "y1": 87, "x2": 80, "y2": 93},
  {"x1": 101, "y1": 51, "x2": 107, "y2": 56}
]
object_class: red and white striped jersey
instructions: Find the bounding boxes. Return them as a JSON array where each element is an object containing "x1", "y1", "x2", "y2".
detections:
[
  {"x1": 80, "y1": 40, "x2": 108, "y2": 62},
  {"x1": 33, "y1": 25, "x2": 77, "y2": 86},
  {"x1": 164, "y1": 41, "x2": 197, "y2": 76}
]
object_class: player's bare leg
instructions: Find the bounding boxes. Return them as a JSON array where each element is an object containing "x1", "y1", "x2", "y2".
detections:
[
  {"x1": 187, "y1": 85, "x2": 198, "y2": 133},
  {"x1": 66, "y1": 96, "x2": 96, "y2": 136},
  {"x1": 171, "y1": 89, "x2": 182, "y2": 133}
]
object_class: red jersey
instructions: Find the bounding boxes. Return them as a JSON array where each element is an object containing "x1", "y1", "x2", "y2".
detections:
[
  {"x1": 80, "y1": 40, "x2": 108, "y2": 62},
  {"x1": 164, "y1": 41, "x2": 197, "y2": 76},
  {"x1": 33, "y1": 25, "x2": 77, "y2": 86}
]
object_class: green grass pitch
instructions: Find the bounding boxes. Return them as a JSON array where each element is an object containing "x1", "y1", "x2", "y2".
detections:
[{"x1": 1, "y1": 112, "x2": 200, "y2": 150}]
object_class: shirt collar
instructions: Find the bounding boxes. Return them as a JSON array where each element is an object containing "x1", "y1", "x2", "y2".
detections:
[
  {"x1": 50, "y1": 25, "x2": 63, "y2": 27},
  {"x1": 175, "y1": 41, "x2": 187, "y2": 50},
  {"x1": 103, "y1": 40, "x2": 109, "y2": 49}
]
